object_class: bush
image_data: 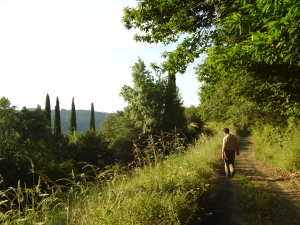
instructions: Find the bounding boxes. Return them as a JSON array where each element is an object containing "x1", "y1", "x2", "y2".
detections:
[{"x1": 251, "y1": 119, "x2": 300, "y2": 173}]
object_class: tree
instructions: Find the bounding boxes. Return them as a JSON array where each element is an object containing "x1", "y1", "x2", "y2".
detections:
[
  {"x1": 77, "y1": 130, "x2": 111, "y2": 168},
  {"x1": 120, "y1": 58, "x2": 164, "y2": 134},
  {"x1": 122, "y1": 0, "x2": 300, "y2": 68},
  {"x1": 0, "y1": 97, "x2": 16, "y2": 140},
  {"x1": 16, "y1": 106, "x2": 51, "y2": 143},
  {"x1": 45, "y1": 93, "x2": 51, "y2": 127},
  {"x1": 54, "y1": 97, "x2": 61, "y2": 135},
  {"x1": 100, "y1": 110, "x2": 139, "y2": 163},
  {"x1": 89, "y1": 102, "x2": 95, "y2": 131},
  {"x1": 121, "y1": 59, "x2": 165, "y2": 134},
  {"x1": 214, "y1": 0, "x2": 300, "y2": 66},
  {"x1": 120, "y1": 58, "x2": 186, "y2": 135},
  {"x1": 162, "y1": 76, "x2": 186, "y2": 132},
  {"x1": 123, "y1": 1, "x2": 300, "y2": 121},
  {"x1": 184, "y1": 105, "x2": 203, "y2": 136},
  {"x1": 0, "y1": 97, "x2": 17, "y2": 161},
  {"x1": 15, "y1": 106, "x2": 52, "y2": 169},
  {"x1": 122, "y1": 0, "x2": 217, "y2": 74},
  {"x1": 69, "y1": 98, "x2": 77, "y2": 132}
]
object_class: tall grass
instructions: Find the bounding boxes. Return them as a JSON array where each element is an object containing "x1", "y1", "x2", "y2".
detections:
[
  {"x1": 62, "y1": 133, "x2": 221, "y2": 224},
  {"x1": 251, "y1": 118, "x2": 300, "y2": 173},
  {"x1": 0, "y1": 132, "x2": 223, "y2": 224}
]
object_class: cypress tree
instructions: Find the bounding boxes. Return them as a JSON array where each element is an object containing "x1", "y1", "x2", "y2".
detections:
[
  {"x1": 45, "y1": 93, "x2": 51, "y2": 127},
  {"x1": 69, "y1": 97, "x2": 77, "y2": 132},
  {"x1": 89, "y1": 102, "x2": 95, "y2": 131},
  {"x1": 163, "y1": 73, "x2": 186, "y2": 132},
  {"x1": 54, "y1": 97, "x2": 61, "y2": 135}
]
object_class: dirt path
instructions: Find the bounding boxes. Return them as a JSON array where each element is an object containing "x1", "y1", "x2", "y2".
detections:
[{"x1": 203, "y1": 137, "x2": 300, "y2": 225}]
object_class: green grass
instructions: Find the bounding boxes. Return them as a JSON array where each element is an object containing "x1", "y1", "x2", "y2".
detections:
[
  {"x1": 252, "y1": 122, "x2": 300, "y2": 173},
  {"x1": 234, "y1": 173, "x2": 271, "y2": 225},
  {"x1": 0, "y1": 132, "x2": 223, "y2": 224},
  {"x1": 2, "y1": 121, "x2": 291, "y2": 224},
  {"x1": 62, "y1": 134, "x2": 221, "y2": 224}
]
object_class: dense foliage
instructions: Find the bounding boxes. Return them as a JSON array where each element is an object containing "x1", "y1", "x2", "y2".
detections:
[
  {"x1": 0, "y1": 57, "x2": 202, "y2": 189},
  {"x1": 121, "y1": 0, "x2": 300, "y2": 177},
  {"x1": 0, "y1": 97, "x2": 112, "y2": 189},
  {"x1": 120, "y1": 58, "x2": 186, "y2": 134},
  {"x1": 1, "y1": 0, "x2": 300, "y2": 223},
  {"x1": 196, "y1": 0, "x2": 300, "y2": 126},
  {"x1": 101, "y1": 59, "x2": 201, "y2": 163},
  {"x1": 122, "y1": 0, "x2": 300, "y2": 127}
]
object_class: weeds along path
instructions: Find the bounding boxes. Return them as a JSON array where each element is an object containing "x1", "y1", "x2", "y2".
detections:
[{"x1": 203, "y1": 137, "x2": 300, "y2": 225}]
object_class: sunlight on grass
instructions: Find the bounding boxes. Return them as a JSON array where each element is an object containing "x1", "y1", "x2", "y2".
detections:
[
  {"x1": 234, "y1": 173, "x2": 271, "y2": 225},
  {"x1": 252, "y1": 122, "x2": 300, "y2": 173},
  {"x1": 0, "y1": 131, "x2": 223, "y2": 224},
  {"x1": 62, "y1": 133, "x2": 221, "y2": 224}
]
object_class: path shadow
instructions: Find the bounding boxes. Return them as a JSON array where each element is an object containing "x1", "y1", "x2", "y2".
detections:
[{"x1": 203, "y1": 175, "x2": 242, "y2": 225}]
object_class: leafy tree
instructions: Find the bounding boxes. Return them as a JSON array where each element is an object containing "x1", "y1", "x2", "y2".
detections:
[
  {"x1": 45, "y1": 93, "x2": 51, "y2": 127},
  {"x1": 90, "y1": 102, "x2": 95, "y2": 131},
  {"x1": 184, "y1": 105, "x2": 203, "y2": 135},
  {"x1": 120, "y1": 58, "x2": 186, "y2": 135},
  {"x1": 123, "y1": 1, "x2": 300, "y2": 122},
  {"x1": 0, "y1": 99, "x2": 20, "y2": 187},
  {"x1": 100, "y1": 111, "x2": 139, "y2": 163},
  {"x1": 14, "y1": 106, "x2": 53, "y2": 179},
  {"x1": 120, "y1": 58, "x2": 167, "y2": 134},
  {"x1": 77, "y1": 130, "x2": 111, "y2": 168},
  {"x1": 69, "y1": 98, "x2": 77, "y2": 132},
  {"x1": 0, "y1": 97, "x2": 17, "y2": 169},
  {"x1": 0, "y1": 97, "x2": 16, "y2": 142},
  {"x1": 54, "y1": 97, "x2": 61, "y2": 135},
  {"x1": 16, "y1": 106, "x2": 51, "y2": 145},
  {"x1": 197, "y1": 72, "x2": 263, "y2": 128},
  {"x1": 215, "y1": 0, "x2": 300, "y2": 66},
  {"x1": 195, "y1": 1, "x2": 300, "y2": 121},
  {"x1": 0, "y1": 103, "x2": 53, "y2": 187},
  {"x1": 122, "y1": 0, "x2": 217, "y2": 74}
]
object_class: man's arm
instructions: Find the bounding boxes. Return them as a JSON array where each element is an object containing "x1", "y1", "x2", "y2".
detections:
[{"x1": 222, "y1": 137, "x2": 227, "y2": 160}]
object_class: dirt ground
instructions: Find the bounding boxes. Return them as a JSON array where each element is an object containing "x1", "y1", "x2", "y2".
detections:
[{"x1": 203, "y1": 137, "x2": 300, "y2": 225}]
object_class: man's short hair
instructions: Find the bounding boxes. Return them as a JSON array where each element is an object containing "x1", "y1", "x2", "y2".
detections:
[{"x1": 223, "y1": 128, "x2": 230, "y2": 133}]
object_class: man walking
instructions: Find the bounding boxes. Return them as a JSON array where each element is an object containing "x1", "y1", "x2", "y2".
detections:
[{"x1": 222, "y1": 128, "x2": 239, "y2": 178}]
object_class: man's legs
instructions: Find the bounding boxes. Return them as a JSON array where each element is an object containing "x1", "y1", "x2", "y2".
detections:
[{"x1": 224, "y1": 150, "x2": 235, "y2": 178}]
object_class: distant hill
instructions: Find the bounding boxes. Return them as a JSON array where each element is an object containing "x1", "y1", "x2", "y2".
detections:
[{"x1": 51, "y1": 109, "x2": 109, "y2": 133}]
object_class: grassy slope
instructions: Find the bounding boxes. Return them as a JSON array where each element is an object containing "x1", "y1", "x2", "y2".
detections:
[
  {"x1": 59, "y1": 134, "x2": 222, "y2": 225},
  {"x1": 6, "y1": 123, "x2": 280, "y2": 224},
  {"x1": 252, "y1": 121, "x2": 300, "y2": 173}
]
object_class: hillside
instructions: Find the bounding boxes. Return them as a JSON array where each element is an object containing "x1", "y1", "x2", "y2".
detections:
[{"x1": 50, "y1": 109, "x2": 109, "y2": 133}]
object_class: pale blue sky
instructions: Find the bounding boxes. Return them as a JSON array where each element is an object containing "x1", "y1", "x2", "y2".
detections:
[{"x1": 0, "y1": 0, "x2": 204, "y2": 112}]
